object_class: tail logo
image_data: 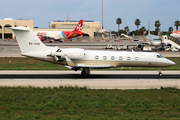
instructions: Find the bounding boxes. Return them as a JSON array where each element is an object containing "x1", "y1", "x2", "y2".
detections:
[{"x1": 76, "y1": 24, "x2": 82, "y2": 32}]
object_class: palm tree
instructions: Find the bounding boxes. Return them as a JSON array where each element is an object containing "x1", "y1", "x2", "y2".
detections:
[
  {"x1": 168, "y1": 27, "x2": 173, "y2": 35},
  {"x1": 116, "y1": 18, "x2": 122, "y2": 36},
  {"x1": 124, "y1": 26, "x2": 129, "y2": 34},
  {"x1": 139, "y1": 26, "x2": 146, "y2": 35},
  {"x1": 154, "y1": 20, "x2": 161, "y2": 35},
  {"x1": 174, "y1": 20, "x2": 180, "y2": 30},
  {"x1": 135, "y1": 19, "x2": 141, "y2": 32}
]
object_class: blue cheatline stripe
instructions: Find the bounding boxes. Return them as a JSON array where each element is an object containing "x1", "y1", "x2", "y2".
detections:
[{"x1": 61, "y1": 31, "x2": 66, "y2": 39}]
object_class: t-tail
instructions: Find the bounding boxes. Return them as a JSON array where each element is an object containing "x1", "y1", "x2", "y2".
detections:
[
  {"x1": 5, "y1": 27, "x2": 51, "y2": 53},
  {"x1": 73, "y1": 19, "x2": 83, "y2": 32}
]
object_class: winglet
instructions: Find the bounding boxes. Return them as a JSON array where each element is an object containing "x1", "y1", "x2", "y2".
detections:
[{"x1": 73, "y1": 19, "x2": 83, "y2": 32}]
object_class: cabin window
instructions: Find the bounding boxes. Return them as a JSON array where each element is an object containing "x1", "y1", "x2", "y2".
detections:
[
  {"x1": 111, "y1": 56, "x2": 115, "y2": 60},
  {"x1": 119, "y1": 56, "x2": 123, "y2": 60},
  {"x1": 102, "y1": 56, "x2": 107, "y2": 60},
  {"x1": 127, "y1": 57, "x2": 131, "y2": 60},
  {"x1": 95, "y1": 56, "x2": 99, "y2": 60},
  {"x1": 135, "y1": 57, "x2": 139, "y2": 60}
]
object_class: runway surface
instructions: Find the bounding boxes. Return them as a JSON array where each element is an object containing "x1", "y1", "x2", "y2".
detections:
[{"x1": 0, "y1": 71, "x2": 179, "y2": 89}]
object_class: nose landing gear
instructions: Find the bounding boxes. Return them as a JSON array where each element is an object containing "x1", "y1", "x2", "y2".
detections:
[{"x1": 157, "y1": 68, "x2": 163, "y2": 77}]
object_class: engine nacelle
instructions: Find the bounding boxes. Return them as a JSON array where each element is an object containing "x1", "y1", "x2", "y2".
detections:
[
  {"x1": 137, "y1": 43, "x2": 142, "y2": 48},
  {"x1": 51, "y1": 48, "x2": 85, "y2": 59}
]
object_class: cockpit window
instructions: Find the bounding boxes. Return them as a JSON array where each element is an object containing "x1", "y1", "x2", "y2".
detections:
[
  {"x1": 157, "y1": 54, "x2": 164, "y2": 58},
  {"x1": 153, "y1": 39, "x2": 161, "y2": 41},
  {"x1": 56, "y1": 49, "x2": 61, "y2": 52},
  {"x1": 157, "y1": 55, "x2": 161, "y2": 58},
  {"x1": 160, "y1": 55, "x2": 164, "y2": 58}
]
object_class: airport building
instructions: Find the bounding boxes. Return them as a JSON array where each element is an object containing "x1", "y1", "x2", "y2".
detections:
[
  {"x1": 0, "y1": 18, "x2": 101, "y2": 40},
  {"x1": 49, "y1": 20, "x2": 101, "y2": 39},
  {"x1": 0, "y1": 18, "x2": 33, "y2": 39}
]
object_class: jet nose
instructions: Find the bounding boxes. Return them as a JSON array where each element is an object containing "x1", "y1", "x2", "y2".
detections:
[
  {"x1": 167, "y1": 59, "x2": 176, "y2": 66},
  {"x1": 152, "y1": 41, "x2": 161, "y2": 46}
]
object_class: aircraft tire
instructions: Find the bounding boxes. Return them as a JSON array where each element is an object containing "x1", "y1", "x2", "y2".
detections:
[
  {"x1": 81, "y1": 70, "x2": 89, "y2": 77},
  {"x1": 158, "y1": 73, "x2": 163, "y2": 77}
]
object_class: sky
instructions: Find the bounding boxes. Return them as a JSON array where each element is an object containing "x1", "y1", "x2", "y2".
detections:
[{"x1": 1, "y1": 0, "x2": 180, "y2": 32}]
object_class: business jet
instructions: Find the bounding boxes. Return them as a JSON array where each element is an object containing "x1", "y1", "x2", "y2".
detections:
[
  {"x1": 6, "y1": 27, "x2": 175, "y2": 77},
  {"x1": 35, "y1": 19, "x2": 84, "y2": 42},
  {"x1": 137, "y1": 23, "x2": 161, "y2": 49},
  {"x1": 170, "y1": 31, "x2": 180, "y2": 38}
]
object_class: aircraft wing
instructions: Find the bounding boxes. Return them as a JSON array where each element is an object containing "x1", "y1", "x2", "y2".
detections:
[
  {"x1": 76, "y1": 64, "x2": 114, "y2": 68},
  {"x1": 65, "y1": 64, "x2": 114, "y2": 71},
  {"x1": 64, "y1": 55, "x2": 115, "y2": 69},
  {"x1": 138, "y1": 41, "x2": 150, "y2": 45}
]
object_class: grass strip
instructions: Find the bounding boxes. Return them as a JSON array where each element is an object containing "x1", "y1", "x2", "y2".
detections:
[{"x1": 0, "y1": 86, "x2": 179, "y2": 119}]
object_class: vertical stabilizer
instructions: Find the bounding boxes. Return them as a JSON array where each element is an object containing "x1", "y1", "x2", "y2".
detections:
[
  {"x1": 5, "y1": 27, "x2": 48, "y2": 53},
  {"x1": 73, "y1": 19, "x2": 83, "y2": 32}
]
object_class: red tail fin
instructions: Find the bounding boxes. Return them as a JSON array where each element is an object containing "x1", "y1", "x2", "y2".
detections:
[{"x1": 73, "y1": 19, "x2": 83, "y2": 32}]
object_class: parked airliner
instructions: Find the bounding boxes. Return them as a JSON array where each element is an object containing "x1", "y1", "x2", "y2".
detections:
[
  {"x1": 170, "y1": 31, "x2": 180, "y2": 38},
  {"x1": 6, "y1": 27, "x2": 175, "y2": 77},
  {"x1": 137, "y1": 23, "x2": 161, "y2": 49},
  {"x1": 35, "y1": 19, "x2": 84, "y2": 42}
]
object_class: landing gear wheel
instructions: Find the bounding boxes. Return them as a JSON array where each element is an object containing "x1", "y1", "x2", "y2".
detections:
[
  {"x1": 158, "y1": 73, "x2": 163, "y2": 77},
  {"x1": 157, "y1": 68, "x2": 163, "y2": 77},
  {"x1": 81, "y1": 68, "x2": 90, "y2": 77},
  {"x1": 81, "y1": 70, "x2": 89, "y2": 77}
]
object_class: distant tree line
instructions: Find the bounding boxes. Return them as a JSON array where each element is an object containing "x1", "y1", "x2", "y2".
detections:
[{"x1": 114, "y1": 18, "x2": 180, "y2": 36}]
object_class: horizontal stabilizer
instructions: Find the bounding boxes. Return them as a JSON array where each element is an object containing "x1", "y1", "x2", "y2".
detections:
[{"x1": 5, "y1": 27, "x2": 30, "y2": 31}]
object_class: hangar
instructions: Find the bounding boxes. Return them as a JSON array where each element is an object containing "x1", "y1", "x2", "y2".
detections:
[{"x1": 0, "y1": 18, "x2": 102, "y2": 40}]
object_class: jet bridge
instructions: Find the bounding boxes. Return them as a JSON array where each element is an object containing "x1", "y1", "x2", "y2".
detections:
[{"x1": 162, "y1": 35, "x2": 180, "y2": 51}]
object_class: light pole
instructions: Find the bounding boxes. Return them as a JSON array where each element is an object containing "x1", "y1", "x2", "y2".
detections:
[{"x1": 102, "y1": 0, "x2": 104, "y2": 39}]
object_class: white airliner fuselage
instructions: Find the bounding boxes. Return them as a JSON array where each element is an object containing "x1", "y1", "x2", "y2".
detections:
[
  {"x1": 35, "y1": 31, "x2": 65, "y2": 40},
  {"x1": 170, "y1": 31, "x2": 180, "y2": 38},
  {"x1": 6, "y1": 27, "x2": 175, "y2": 77}
]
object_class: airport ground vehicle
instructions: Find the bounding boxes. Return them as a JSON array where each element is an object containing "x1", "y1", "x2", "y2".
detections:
[
  {"x1": 104, "y1": 44, "x2": 115, "y2": 49},
  {"x1": 143, "y1": 46, "x2": 152, "y2": 52},
  {"x1": 133, "y1": 37, "x2": 139, "y2": 41},
  {"x1": 165, "y1": 46, "x2": 180, "y2": 51},
  {"x1": 116, "y1": 45, "x2": 129, "y2": 50}
]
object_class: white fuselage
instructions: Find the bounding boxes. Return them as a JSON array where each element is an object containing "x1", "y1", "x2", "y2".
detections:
[
  {"x1": 35, "y1": 31, "x2": 65, "y2": 39},
  {"x1": 22, "y1": 49, "x2": 175, "y2": 68},
  {"x1": 170, "y1": 33, "x2": 180, "y2": 38}
]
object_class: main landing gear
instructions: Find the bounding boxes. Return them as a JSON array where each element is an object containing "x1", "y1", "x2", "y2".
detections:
[
  {"x1": 81, "y1": 68, "x2": 90, "y2": 77},
  {"x1": 157, "y1": 68, "x2": 163, "y2": 77}
]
